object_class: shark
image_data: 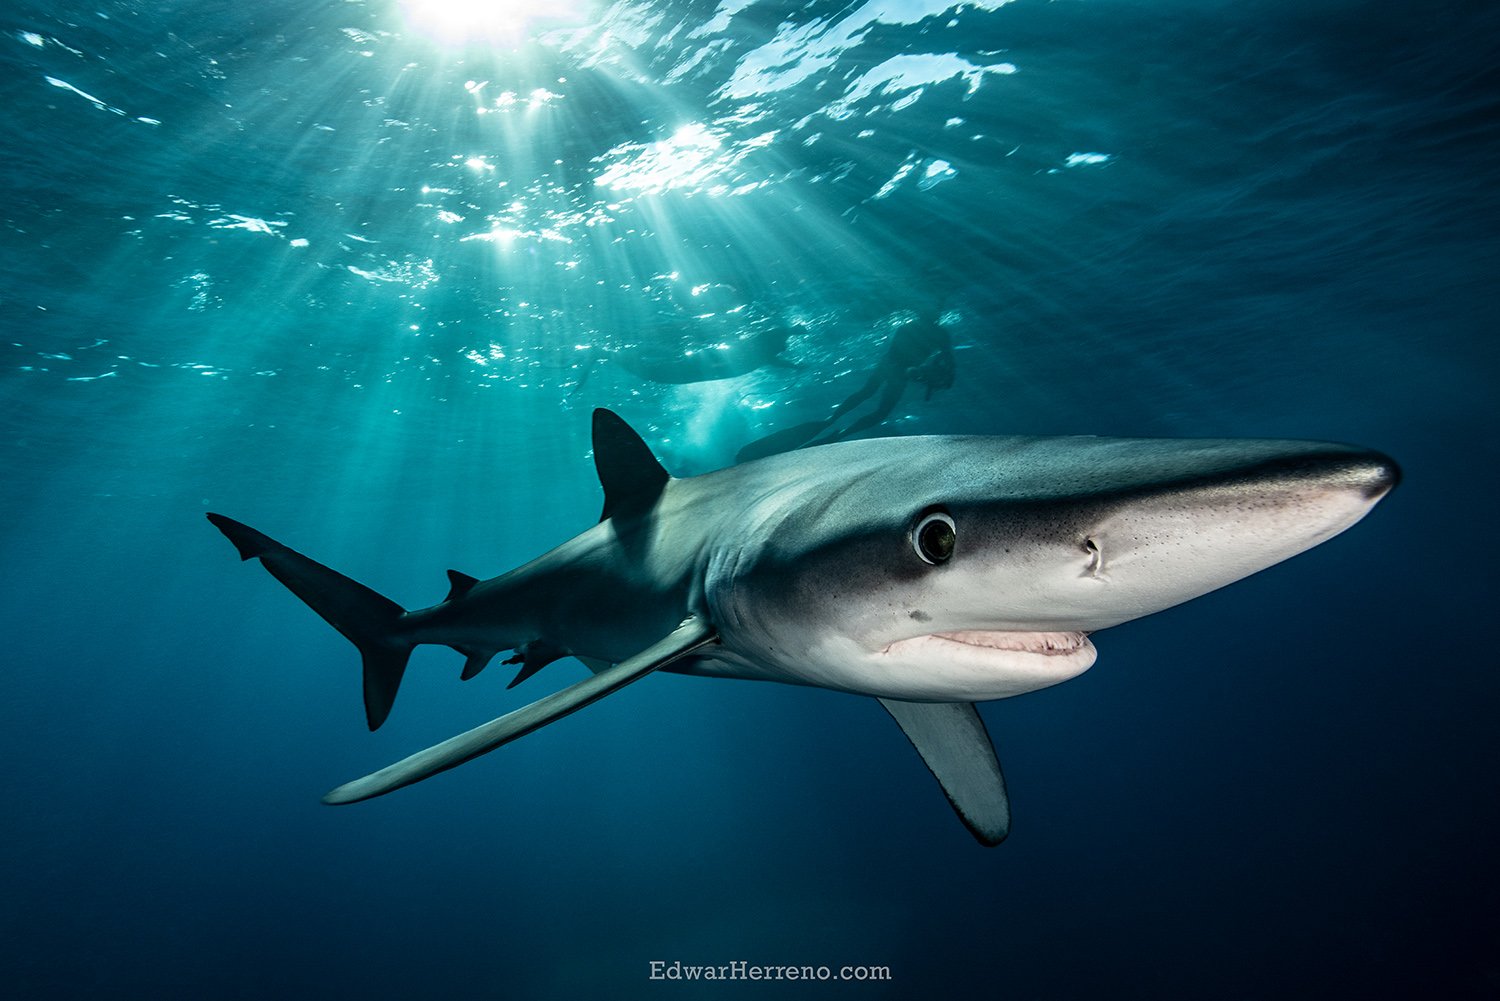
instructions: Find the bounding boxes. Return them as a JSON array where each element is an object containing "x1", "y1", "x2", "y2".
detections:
[{"x1": 207, "y1": 409, "x2": 1398, "y2": 845}]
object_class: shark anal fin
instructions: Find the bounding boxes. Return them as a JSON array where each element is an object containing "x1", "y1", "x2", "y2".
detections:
[
  {"x1": 322, "y1": 615, "x2": 717, "y2": 805},
  {"x1": 879, "y1": 698, "x2": 1011, "y2": 847},
  {"x1": 593, "y1": 408, "x2": 670, "y2": 522},
  {"x1": 449, "y1": 647, "x2": 498, "y2": 681},
  {"x1": 445, "y1": 570, "x2": 479, "y2": 602}
]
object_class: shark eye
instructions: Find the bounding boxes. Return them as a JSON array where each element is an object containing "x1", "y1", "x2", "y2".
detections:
[{"x1": 912, "y1": 510, "x2": 956, "y2": 565}]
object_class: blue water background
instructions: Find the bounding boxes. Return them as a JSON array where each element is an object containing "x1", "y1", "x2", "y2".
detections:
[{"x1": 2, "y1": 1, "x2": 1497, "y2": 997}]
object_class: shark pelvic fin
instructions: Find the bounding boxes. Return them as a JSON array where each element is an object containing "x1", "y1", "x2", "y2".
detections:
[
  {"x1": 879, "y1": 698, "x2": 1011, "y2": 846},
  {"x1": 502, "y1": 640, "x2": 569, "y2": 689},
  {"x1": 322, "y1": 614, "x2": 717, "y2": 805},
  {"x1": 207, "y1": 513, "x2": 413, "y2": 732},
  {"x1": 445, "y1": 570, "x2": 479, "y2": 602},
  {"x1": 592, "y1": 408, "x2": 669, "y2": 522}
]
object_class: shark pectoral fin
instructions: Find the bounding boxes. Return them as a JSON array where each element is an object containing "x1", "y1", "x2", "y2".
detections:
[
  {"x1": 322, "y1": 615, "x2": 717, "y2": 805},
  {"x1": 878, "y1": 698, "x2": 1011, "y2": 847}
]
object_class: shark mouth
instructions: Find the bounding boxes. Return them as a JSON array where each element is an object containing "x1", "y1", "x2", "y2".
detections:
[
  {"x1": 868, "y1": 629, "x2": 1097, "y2": 700},
  {"x1": 925, "y1": 630, "x2": 1091, "y2": 655},
  {"x1": 882, "y1": 630, "x2": 1092, "y2": 657},
  {"x1": 876, "y1": 630, "x2": 1104, "y2": 693}
]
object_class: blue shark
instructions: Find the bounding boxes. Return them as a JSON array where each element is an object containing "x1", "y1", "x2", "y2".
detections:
[{"x1": 208, "y1": 409, "x2": 1398, "y2": 844}]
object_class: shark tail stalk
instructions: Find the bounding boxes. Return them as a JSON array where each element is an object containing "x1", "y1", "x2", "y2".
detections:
[{"x1": 206, "y1": 513, "x2": 413, "y2": 731}]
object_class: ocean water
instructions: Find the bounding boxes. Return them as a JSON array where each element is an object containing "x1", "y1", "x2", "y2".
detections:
[{"x1": 2, "y1": 1, "x2": 1496, "y2": 997}]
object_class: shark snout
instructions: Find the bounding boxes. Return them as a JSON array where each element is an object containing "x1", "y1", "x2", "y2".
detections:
[
  {"x1": 1009, "y1": 443, "x2": 1402, "y2": 632},
  {"x1": 1209, "y1": 444, "x2": 1399, "y2": 509},
  {"x1": 1355, "y1": 451, "x2": 1401, "y2": 499},
  {"x1": 1278, "y1": 446, "x2": 1400, "y2": 505}
]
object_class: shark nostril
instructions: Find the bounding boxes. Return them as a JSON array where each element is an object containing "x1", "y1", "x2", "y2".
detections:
[{"x1": 1083, "y1": 538, "x2": 1102, "y2": 576}]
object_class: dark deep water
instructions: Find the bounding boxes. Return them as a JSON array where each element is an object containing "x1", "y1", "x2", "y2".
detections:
[{"x1": 2, "y1": 1, "x2": 1498, "y2": 997}]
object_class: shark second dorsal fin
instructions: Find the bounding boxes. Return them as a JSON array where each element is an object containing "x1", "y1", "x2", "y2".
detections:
[
  {"x1": 445, "y1": 570, "x2": 479, "y2": 602},
  {"x1": 879, "y1": 698, "x2": 1011, "y2": 846},
  {"x1": 593, "y1": 408, "x2": 669, "y2": 522}
]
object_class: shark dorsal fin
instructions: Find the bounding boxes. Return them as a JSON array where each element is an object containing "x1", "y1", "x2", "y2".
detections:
[
  {"x1": 592, "y1": 408, "x2": 669, "y2": 522},
  {"x1": 445, "y1": 570, "x2": 479, "y2": 602}
]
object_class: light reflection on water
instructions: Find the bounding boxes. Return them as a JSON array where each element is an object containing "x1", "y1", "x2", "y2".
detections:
[
  {"x1": 8, "y1": 2, "x2": 1078, "y2": 420},
  {"x1": 3, "y1": 0, "x2": 1493, "y2": 470}
]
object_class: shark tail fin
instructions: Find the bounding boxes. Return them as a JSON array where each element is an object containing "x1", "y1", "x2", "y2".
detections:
[{"x1": 207, "y1": 513, "x2": 413, "y2": 731}]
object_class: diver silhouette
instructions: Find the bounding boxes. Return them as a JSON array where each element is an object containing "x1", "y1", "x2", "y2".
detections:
[
  {"x1": 572, "y1": 322, "x2": 798, "y2": 395},
  {"x1": 737, "y1": 311, "x2": 955, "y2": 463}
]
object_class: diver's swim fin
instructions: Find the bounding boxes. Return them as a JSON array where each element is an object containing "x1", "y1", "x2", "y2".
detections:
[{"x1": 735, "y1": 420, "x2": 830, "y2": 463}]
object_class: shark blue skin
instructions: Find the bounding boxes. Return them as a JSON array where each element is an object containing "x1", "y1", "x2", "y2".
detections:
[{"x1": 208, "y1": 410, "x2": 1398, "y2": 845}]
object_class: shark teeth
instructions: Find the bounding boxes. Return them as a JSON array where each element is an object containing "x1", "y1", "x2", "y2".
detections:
[{"x1": 926, "y1": 631, "x2": 1090, "y2": 655}]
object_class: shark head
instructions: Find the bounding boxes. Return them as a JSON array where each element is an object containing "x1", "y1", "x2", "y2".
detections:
[{"x1": 707, "y1": 435, "x2": 1399, "y2": 702}]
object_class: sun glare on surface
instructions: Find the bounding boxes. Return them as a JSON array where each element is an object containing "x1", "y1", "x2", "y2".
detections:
[{"x1": 398, "y1": 0, "x2": 587, "y2": 46}]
